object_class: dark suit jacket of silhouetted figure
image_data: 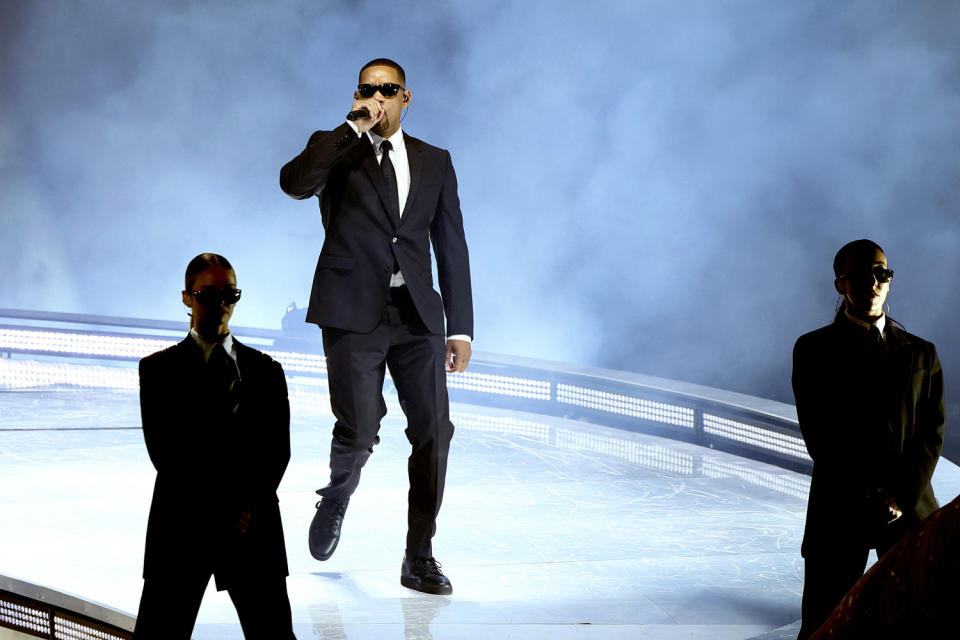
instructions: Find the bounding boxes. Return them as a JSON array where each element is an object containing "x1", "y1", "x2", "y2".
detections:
[
  {"x1": 792, "y1": 313, "x2": 944, "y2": 557},
  {"x1": 139, "y1": 336, "x2": 291, "y2": 590},
  {"x1": 279, "y1": 122, "x2": 473, "y2": 339}
]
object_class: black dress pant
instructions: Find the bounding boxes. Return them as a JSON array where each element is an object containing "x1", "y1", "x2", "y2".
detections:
[
  {"x1": 798, "y1": 523, "x2": 907, "y2": 640},
  {"x1": 318, "y1": 286, "x2": 454, "y2": 558},
  {"x1": 133, "y1": 572, "x2": 295, "y2": 639}
]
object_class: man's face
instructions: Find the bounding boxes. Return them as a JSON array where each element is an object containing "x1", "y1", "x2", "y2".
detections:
[
  {"x1": 835, "y1": 247, "x2": 890, "y2": 320},
  {"x1": 357, "y1": 65, "x2": 408, "y2": 138},
  {"x1": 182, "y1": 266, "x2": 238, "y2": 339}
]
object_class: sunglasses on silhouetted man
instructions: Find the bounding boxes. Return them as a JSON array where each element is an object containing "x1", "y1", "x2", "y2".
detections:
[
  {"x1": 837, "y1": 266, "x2": 894, "y2": 284},
  {"x1": 190, "y1": 288, "x2": 242, "y2": 305}
]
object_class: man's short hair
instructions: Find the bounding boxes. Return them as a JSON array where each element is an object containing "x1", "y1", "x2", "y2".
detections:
[
  {"x1": 359, "y1": 58, "x2": 406, "y2": 85},
  {"x1": 833, "y1": 239, "x2": 884, "y2": 278},
  {"x1": 185, "y1": 253, "x2": 234, "y2": 291}
]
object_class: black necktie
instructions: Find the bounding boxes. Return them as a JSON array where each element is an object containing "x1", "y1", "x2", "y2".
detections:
[
  {"x1": 864, "y1": 325, "x2": 888, "y2": 364},
  {"x1": 380, "y1": 139, "x2": 400, "y2": 218},
  {"x1": 209, "y1": 342, "x2": 241, "y2": 414}
]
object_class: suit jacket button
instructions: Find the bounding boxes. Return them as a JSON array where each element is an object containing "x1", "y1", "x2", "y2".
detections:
[
  {"x1": 392, "y1": 237, "x2": 398, "y2": 243},
  {"x1": 384, "y1": 265, "x2": 391, "y2": 271}
]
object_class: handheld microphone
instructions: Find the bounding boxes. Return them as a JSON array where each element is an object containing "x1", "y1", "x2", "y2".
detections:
[{"x1": 346, "y1": 108, "x2": 370, "y2": 121}]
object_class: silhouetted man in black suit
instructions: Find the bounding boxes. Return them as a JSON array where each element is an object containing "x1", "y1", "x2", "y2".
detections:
[
  {"x1": 280, "y1": 58, "x2": 473, "y2": 595},
  {"x1": 792, "y1": 239, "x2": 944, "y2": 639},
  {"x1": 134, "y1": 253, "x2": 296, "y2": 639}
]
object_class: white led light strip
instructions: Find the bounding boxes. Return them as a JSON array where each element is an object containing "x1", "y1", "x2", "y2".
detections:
[
  {"x1": 0, "y1": 359, "x2": 138, "y2": 390},
  {"x1": 556, "y1": 383, "x2": 695, "y2": 428},
  {"x1": 0, "y1": 327, "x2": 173, "y2": 359},
  {"x1": 703, "y1": 413, "x2": 810, "y2": 461},
  {"x1": 555, "y1": 428, "x2": 697, "y2": 474},
  {"x1": 0, "y1": 598, "x2": 48, "y2": 634},
  {"x1": 54, "y1": 614, "x2": 128, "y2": 640},
  {"x1": 451, "y1": 411, "x2": 552, "y2": 440},
  {"x1": 264, "y1": 350, "x2": 327, "y2": 375},
  {"x1": 703, "y1": 457, "x2": 809, "y2": 499},
  {"x1": 446, "y1": 370, "x2": 551, "y2": 400},
  {"x1": 0, "y1": 328, "x2": 328, "y2": 375}
]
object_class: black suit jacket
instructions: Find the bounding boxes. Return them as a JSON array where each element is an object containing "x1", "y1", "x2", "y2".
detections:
[
  {"x1": 792, "y1": 315, "x2": 944, "y2": 556},
  {"x1": 139, "y1": 337, "x2": 290, "y2": 590},
  {"x1": 280, "y1": 122, "x2": 473, "y2": 338}
]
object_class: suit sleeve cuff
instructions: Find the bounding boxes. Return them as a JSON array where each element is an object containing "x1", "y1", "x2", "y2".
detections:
[{"x1": 446, "y1": 334, "x2": 471, "y2": 343}]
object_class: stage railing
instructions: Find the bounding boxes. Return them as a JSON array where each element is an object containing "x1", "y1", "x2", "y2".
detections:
[
  {"x1": 0, "y1": 307, "x2": 808, "y2": 474},
  {"x1": 0, "y1": 576, "x2": 133, "y2": 640}
]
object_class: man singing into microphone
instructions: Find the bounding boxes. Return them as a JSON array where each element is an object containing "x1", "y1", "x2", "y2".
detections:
[{"x1": 280, "y1": 58, "x2": 473, "y2": 595}]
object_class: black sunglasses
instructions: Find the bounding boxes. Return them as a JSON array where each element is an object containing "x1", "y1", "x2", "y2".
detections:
[
  {"x1": 190, "y1": 288, "x2": 242, "y2": 305},
  {"x1": 838, "y1": 266, "x2": 894, "y2": 284},
  {"x1": 357, "y1": 83, "x2": 405, "y2": 98}
]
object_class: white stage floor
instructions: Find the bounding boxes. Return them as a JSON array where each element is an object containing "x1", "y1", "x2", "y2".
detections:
[{"x1": 3, "y1": 384, "x2": 959, "y2": 639}]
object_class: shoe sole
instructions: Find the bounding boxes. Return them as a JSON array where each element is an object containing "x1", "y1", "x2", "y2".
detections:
[{"x1": 400, "y1": 575, "x2": 453, "y2": 595}]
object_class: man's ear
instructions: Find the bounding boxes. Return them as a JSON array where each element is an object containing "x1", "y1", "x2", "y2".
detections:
[
  {"x1": 402, "y1": 89, "x2": 411, "y2": 106},
  {"x1": 182, "y1": 290, "x2": 191, "y2": 307},
  {"x1": 834, "y1": 279, "x2": 844, "y2": 295}
]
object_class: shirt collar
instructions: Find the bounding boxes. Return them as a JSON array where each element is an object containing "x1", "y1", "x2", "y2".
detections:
[
  {"x1": 189, "y1": 328, "x2": 236, "y2": 362},
  {"x1": 843, "y1": 309, "x2": 886, "y2": 338},
  {"x1": 367, "y1": 126, "x2": 405, "y2": 154}
]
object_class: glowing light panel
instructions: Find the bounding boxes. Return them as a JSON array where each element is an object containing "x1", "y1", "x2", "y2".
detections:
[
  {"x1": 557, "y1": 383, "x2": 695, "y2": 428},
  {"x1": 703, "y1": 413, "x2": 810, "y2": 461}
]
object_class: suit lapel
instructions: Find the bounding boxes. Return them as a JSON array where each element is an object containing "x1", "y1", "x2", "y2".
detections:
[
  {"x1": 170, "y1": 336, "x2": 205, "y2": 401},
  {"x1": 401, "y1": 133, "x2": 423, "y2": 227},
  {"x1": 174, "y1": 336, "x2": 204, "y2": 366},
  {"x1": 885, "y1": 325, "x2": 914, "y2": 397},
  {"x1": 360, "y1": 135, "x2": 400, "y2": 229},
  {"x1": 233, "y1": 338, "x2": 252, "y2": 380}
]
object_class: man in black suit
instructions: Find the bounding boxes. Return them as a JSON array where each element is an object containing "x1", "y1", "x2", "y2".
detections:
[
  {"x1": 792, "y1": 239, "x2": 944, "y2": 639},
  {"x1": 280, "y1": 58, "x2": 473, "y2": 595},
  {"x1": 134, "y1": 253, "x2": 295, "y2": 639}
]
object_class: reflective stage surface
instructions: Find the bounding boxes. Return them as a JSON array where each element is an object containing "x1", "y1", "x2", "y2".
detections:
[{"x1": 3, "y1": 385, "x2": 959, "y2": 639}]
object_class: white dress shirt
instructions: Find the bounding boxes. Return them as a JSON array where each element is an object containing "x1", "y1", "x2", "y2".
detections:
[
  {"x1": 844, "y1": 309, "x2": 886, "y2": 339},
  {"x1": 190, "y1": 328, "x2": 237, "y2": 363}
]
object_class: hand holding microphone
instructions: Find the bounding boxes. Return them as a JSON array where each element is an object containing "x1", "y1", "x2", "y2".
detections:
[{"x1": 346, "y1": 97, "x2": 383, "y2": 132}]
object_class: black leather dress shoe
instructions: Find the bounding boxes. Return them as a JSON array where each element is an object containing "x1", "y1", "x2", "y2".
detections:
[
  {"x1": 400, "y1": 555, "x2": 453, "y2": 595},
  {"x1": 309, "y1": 498, "x2": 348, "y2": 561}
]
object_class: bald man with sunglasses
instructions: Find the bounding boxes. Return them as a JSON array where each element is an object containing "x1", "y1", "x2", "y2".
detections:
[
  {"x1": 792, "y1": 239, "x2": 944, "y2": 639},
  {"x1": 280, "y1": 58, "x2": 473, "y2": 594}
]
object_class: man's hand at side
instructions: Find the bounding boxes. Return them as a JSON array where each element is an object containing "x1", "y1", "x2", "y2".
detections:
[{"x1": 445, "y1": 339, "x2": 471, "y2": 373}]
